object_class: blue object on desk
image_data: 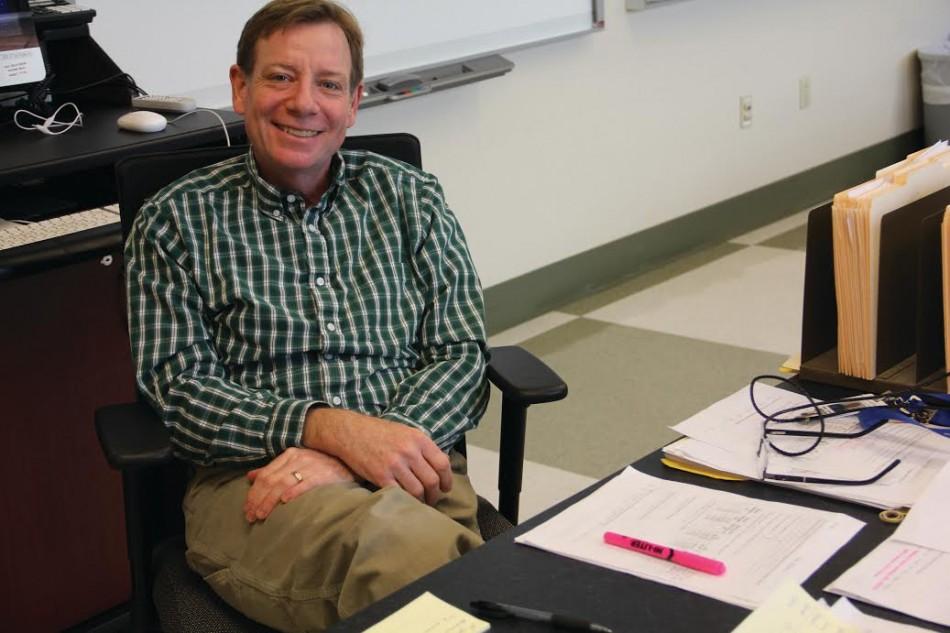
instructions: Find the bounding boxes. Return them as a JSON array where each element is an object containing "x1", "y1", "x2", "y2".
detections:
[{"x1": 856, "y1": 393, "x2": 950, "y2": 438}]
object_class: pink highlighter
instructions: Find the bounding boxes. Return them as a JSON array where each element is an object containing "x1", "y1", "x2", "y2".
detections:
[{"x1": 603, "y1": 531, "x2": 726, "y2": 576}]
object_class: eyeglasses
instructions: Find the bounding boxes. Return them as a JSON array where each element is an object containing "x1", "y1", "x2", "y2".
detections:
[{"x1": 749, "y1": 375, "x2": 901, "y2": 486}]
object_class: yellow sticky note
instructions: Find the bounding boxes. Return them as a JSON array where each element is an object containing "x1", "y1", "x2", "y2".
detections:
[
  {"x1": 733, "y1": 580, "x2": 859, "y2": 633},
  {"x1": 780, "y1": 354, "x2": 801, "y2": 373},
  {"x1": 362, "y1": 592, "x2": 490, "y2": 633}
]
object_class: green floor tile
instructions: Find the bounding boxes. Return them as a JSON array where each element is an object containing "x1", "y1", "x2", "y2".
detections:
[
  {"x1": 470, "y1": 318, "x2": 787, "y2": 479},
  {"x1": 759, "y1": 224, "x2": 808, "y2": 251}
]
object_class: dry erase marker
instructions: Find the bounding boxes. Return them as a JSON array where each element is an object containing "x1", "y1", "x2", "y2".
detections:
[{"x1": 603, "y1": 531, "x2": 726, "y2": 576}]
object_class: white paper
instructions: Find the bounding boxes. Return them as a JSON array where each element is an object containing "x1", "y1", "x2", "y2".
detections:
[
  {"x1": 912, "y1": 140, "x2": 949, "y2": 164},
  {"x1": 667, "y1": 384, "x2": 950, "y2": 509},
  {"x1": 670, "y1": 382, "x2": 783, "y2": 451},
  {"x1": 847, "y1": 179, "x2": 887, "y2": 199},
  {"x1": 768, "y1": 422, "x2": 950, "y2": 509},
  {"x1": 893, "y1": 461, "x2": 950, "y2": 553},
  {"x1": 663, "y1": 436, "x2": 762, "y2": 479},
  {"x1": 515, "y1": 467, "x2": 863, "y2": 610},
  {"x1": 826, "y1": 540, "x2": 950, "y2": 628},
  {"x1": 829, "y1": 597, "x2": 939, "y2": 633},
  {"x1": 0, "y1": 11, "x2": 45, "y2": 88}
]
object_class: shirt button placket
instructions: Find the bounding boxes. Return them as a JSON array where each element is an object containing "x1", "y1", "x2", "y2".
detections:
[{"x1": 307, "y1": 209, "x2": 340, "y2": 364}]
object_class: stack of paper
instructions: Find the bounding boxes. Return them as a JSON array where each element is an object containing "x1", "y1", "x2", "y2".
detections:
[
  {"x1": 832, "y1": 142, "x2": 950, "y2": 379},
  {"x1": 662, "y1": 383, "x2": 950, "y2": 509},
  {"x1": 515, "y1": 468, "x2": 863, "y2": 610},
  {"x1": 826, "y1": 462, "x2": 950, "y2": 629}
]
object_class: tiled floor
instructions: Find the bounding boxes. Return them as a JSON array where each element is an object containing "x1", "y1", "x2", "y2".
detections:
[{"x1": 467, "y1": 207, "x2": 816, "y2": 521}]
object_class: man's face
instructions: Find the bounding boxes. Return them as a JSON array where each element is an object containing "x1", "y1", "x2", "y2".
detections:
[{"x1": 230, "y1": 21, "x2": 362, "y2": 198}]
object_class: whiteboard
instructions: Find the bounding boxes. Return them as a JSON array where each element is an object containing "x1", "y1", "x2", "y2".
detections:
[
  {"x1": 83, "y1": 0, "x2": 602, "y2": 103},
  {"x1": 345, "y1": 0, "x2": 602, "y2": 79}
]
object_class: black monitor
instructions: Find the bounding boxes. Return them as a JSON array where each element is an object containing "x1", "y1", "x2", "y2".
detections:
[{"x1": 0, "y1": 0, "x2": 47, "y2": 99}]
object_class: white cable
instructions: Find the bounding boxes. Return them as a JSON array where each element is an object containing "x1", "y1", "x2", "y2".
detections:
[
  {"x1": 14, "y1": 102, "x2": 84, "y2": 136},
  {"x1": 170, "y1": 109, "x2": 232, "y2": 147}
]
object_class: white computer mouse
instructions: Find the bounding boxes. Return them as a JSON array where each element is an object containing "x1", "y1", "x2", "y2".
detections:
[{"x1": 117, "y1": 110, "x2": 167, "y2": 133}]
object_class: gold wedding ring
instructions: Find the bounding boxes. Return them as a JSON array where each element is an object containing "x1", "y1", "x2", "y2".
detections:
[{"x1": 292, "y1": 470, "x2": 304, "y2": 483}]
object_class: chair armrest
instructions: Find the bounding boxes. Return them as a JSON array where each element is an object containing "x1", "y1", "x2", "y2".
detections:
[
  {"x1": 487, "y1": 345, "x2": 568, "y2": 405},
  {"x1": 95, "y1": 402, "x2": 178, "y2": 632},
  {"x1": 486, "y1": 346, "x2": 567, "y2": 524},
  {"x1": 95, "y1": 402, "x2": 174, "y2": 470}
]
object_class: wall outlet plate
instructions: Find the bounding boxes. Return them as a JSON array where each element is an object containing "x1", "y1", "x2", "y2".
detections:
[{"x1": 739, "y1": 95, "x2": 753, "y2": 128}]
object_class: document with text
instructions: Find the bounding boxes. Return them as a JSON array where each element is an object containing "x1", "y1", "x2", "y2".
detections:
[
  {"x1": 515, "y1": 467, "x2": 864, "y2": 609},
  {"x1": 826, "y1": 541, "x2": 950, "y2": 628},
  {"x1": 665, "y1": 384, "x2": 950, "y2": 509},
  {"x1": 826, "y1": 462, "x2": 950, "y2": 628}
]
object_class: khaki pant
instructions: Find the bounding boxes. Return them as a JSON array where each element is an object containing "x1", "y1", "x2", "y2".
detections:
[{"x1": 183, "y1": 452, "x2": 483, "y2": 633}]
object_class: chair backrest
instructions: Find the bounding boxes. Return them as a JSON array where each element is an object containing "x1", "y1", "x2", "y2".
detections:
[{"x1": 114, "y1": 132, "x2": 423, "y2": 242}]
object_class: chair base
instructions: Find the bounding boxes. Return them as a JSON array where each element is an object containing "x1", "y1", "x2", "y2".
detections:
[{"x1": 153, "y1": 537, "x2": 272, "y2": 633}]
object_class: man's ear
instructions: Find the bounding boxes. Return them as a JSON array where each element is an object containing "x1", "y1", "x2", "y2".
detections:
[
  {"x1": 346, "y1": 82, "x2": 363, "y2": 128},
  {"x1": 230, "y1": 64, "x2": 248, "y2": 114}
]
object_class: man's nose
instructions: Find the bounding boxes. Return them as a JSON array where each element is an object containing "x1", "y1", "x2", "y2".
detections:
[{"x1": 288, "y1": 81, "x2": 319, "y2": 114}]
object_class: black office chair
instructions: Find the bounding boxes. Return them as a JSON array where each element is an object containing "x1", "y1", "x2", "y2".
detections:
[{"x1": 95, "y1": 133, "x2": 568, "y2": 633}]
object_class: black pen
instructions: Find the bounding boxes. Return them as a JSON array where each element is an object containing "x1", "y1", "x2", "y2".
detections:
[{"x1": 471, "y1": 600, "x2": 612, "y2": 632}]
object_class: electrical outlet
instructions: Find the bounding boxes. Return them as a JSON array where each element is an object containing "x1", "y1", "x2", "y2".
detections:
[
  {"x1": 799, "y1": 76, "x2": 811, "y2": 110},
  {"x1": 739, "y1": 95, "x2": 753, "y2": 128}
]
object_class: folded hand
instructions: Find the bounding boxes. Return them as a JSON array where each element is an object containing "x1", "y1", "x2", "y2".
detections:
[
  {"x1": 304, "y1": 409, "x2": 452, "y2": 506},
  {"x1": 243, "y1": 446, "x2": 355, "y2": 523}
]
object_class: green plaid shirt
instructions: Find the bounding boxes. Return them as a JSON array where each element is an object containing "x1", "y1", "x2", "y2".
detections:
[{"x1": 126, "y1": 149, "x2": 488, "y2": 467}]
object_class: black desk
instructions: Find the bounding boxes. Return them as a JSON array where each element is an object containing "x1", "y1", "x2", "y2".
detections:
[
  {"x1": 329, "y1": 451, "x2": 943, "y2": 632},
  {"x1": 0, "y1": 106, "x2": 244, "y2": 274},
  {"x1": 0, "y1": 105, "x2": 242, "y2": 186},
  {"x1": 0, "y1": 105, "x2": 245, "y2": 631}
]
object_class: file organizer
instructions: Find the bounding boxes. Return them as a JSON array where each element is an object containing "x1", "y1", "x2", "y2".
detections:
[{"x1": 799, "y1": 187, "x2": 950, "y2": 393}]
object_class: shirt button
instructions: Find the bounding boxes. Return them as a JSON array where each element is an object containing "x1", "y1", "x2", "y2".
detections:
[
  {"x1": 324, "y1": 353, "x2": 335, "y2": 360},
  {"x1": 309, "y1": 224, "x2": 319, "y2": 234},
  {"x1": 316, "y1": 276, "x2": 326, "y2": 287},
  {"x1": 326, "y1": 323, "x2": 336, "y2": 332},
  {"x1": 286, "y1": 194, "x2": 296, "y2": 203},
  {"x1": 332, "y1": 396, "x2": 342, "y2": 406}
]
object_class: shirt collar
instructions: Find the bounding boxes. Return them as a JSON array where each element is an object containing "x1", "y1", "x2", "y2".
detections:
[{"x1": 244, "y1": 148, "x2": 347, "y2": 220}]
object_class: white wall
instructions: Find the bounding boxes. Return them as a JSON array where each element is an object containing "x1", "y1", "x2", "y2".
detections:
[{"x1": 86, "y1": 0, "x2": 950, "y2": 287}]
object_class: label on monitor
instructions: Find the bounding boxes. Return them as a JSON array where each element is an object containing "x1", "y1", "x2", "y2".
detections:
[{"x1": 0, "y1": 4, "x2": 46, "y2": 89}]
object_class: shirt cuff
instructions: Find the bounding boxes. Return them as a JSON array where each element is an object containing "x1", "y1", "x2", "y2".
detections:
[
  {"x1": 379, "y1": 410, "x2": 429, "y2": 434},
  {"x1": 266, "y1": 397, "x2": 327, "y2": 457}
]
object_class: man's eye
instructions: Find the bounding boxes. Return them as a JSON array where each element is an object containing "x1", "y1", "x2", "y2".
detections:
[
  {"x1": 320, "y1": 80, "x2": 343, "y2": 91},
  {"x1": 270, "y1": 74, "x2": 292, "y2": 82}
]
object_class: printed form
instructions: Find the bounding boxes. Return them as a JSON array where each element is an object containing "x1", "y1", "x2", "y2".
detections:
[
  {"x1": 515, "y1": 467, "x2": 863, "y2": 609},
  {"x1": 665, "y1": 384, "x2": 950, "y2": 509},
  {"x1": 826, "y1": 462, "x2": 950, "y2": 628}
]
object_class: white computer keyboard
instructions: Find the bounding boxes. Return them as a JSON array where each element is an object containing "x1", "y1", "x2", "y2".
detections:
[{"x1": 0, "y1": 205, "x2": 120, "y2": 252}]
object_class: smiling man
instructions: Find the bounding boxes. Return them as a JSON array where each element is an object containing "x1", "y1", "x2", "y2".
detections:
[{"x1": 124, "y1": 1, "x2": 488, "y2": 631}]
